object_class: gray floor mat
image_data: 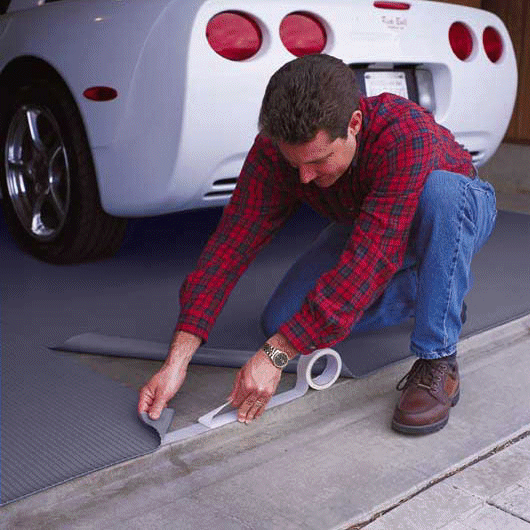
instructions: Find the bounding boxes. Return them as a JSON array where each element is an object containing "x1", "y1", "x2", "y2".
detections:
[
  {"x1": 1, "y1": 206, "x2": 529, "y2": 506},
  {"x1": 54, "y1": 210, "x2": 530, "y2": 376},
  {"x1": 52, "y1": 335, "x2": 354, "y2": 377}
]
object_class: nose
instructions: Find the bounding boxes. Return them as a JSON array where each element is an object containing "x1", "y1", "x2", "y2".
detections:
[{"x1": 299, "y1": 165, "x2": 317, "y2": 184}]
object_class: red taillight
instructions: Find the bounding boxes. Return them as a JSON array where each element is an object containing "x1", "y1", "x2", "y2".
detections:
[
  {"x1": 83, "y1": 87, "x2": 118, "y2": 101},
  {"x1": 483, "y1": 26, "x2": 503, "y2": 63},
  {"x1": 280, "y1": 12, "x2": 327, "y2": 57},
  {"x1": 373, "y1": 1, "x2": 410, "y2": 9},
  {"x1": 449, "y1": 22, "x2": 474, "y2": 61},
  {"x1": 206, "y1": 12, "x2": 262, "y2": 61}
]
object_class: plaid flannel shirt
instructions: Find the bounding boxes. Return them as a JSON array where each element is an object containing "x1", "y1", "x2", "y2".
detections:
[{"x1": 176, "y1": 93, "x2": 475, "y2": 354}]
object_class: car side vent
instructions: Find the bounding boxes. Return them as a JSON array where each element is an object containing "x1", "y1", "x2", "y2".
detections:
[
  {"x1": 204, "y1": 178, "x2": 238, "y2": 199},
  {"x1": 460, "y1": 144, "x2": 485, "y2": 166},
  {"x1": 469, "y1": 150, "x2": 485, "y2": 165}
]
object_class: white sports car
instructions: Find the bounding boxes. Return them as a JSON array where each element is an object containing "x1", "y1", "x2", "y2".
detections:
[{"x1": 0, "y1": 0, "x2": 517, "y2": 263}]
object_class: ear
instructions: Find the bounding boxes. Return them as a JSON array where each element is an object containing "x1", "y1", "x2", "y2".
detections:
[{"x1": 348, "y1": 110, "x2": 362, "y2": 136}]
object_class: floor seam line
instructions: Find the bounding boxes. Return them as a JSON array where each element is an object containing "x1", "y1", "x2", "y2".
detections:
[
  {"x1": 346, "y1": 428, "x2": 530, "y2": 529},
  {"x1": 486, "y1": 499, "x2": 530, "y2": 524}
]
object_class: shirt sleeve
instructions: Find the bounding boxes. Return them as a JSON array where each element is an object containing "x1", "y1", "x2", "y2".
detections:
[
  {"x1": 279, "y1": 130, "x2": 435, "y2": 354},
  {"x1": 176, "y1": 135, "x2": 298, "y2": 343}
]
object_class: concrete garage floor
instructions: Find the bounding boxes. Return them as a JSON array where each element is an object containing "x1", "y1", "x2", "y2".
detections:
[{"x1": 2, "y1": 143, "x2": 530, "y2": 529}]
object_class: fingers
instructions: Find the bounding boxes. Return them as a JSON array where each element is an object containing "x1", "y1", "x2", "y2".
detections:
[
  {"x1": 138, "y1": 383, "x2": 168, "y2": 420},
  {"x1": 229, "y1": 372, "x2": 266, "y2": 423},
  {"x1": 230, "y1": 357, "x2": 282, "y2": 424},
  {"x1": 237, "y1": 393, "x2": 270, "y2": 424},
  {"x1": 149, "y1": 396, "x2": 167, "y2": 421},
  {"x1": 138, "y1": 363, "x2": 187, "y2": 421},
  {"x1": 137, "y1": 385, "x2": 154, "y2": 416},
  {"x1": 247, "y1": 396, "x2": 269, "y2": 422}
]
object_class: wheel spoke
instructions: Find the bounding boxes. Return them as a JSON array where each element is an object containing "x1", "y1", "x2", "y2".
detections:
[
  {"x1": 6, "y1": 157, "x2": 25, "y2": 168},
  {"x1": 49, "y1": 180, "x2": 66, "y2": 220},
  {"x1": 48, "y1": 143, "x2": 69, "y2": 222},
  {"x1": 25, "y1": 108, "x2": 46, "y2": 156},
  {"x1": 48, "y1": 141, "x2": 63, "y2": 166},
  {"x1": 31, "y1": 190, "x2": 49, "y2": 235}
]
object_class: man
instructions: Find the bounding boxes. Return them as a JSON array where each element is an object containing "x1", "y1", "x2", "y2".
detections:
[{"x1": 138, "y1": 54, "x2": 496, "y2": 435}]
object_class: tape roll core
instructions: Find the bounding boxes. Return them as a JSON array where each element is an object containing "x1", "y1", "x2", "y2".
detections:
[{"x1": 302, "y1": 348, "x2": 342, "y2": 390}]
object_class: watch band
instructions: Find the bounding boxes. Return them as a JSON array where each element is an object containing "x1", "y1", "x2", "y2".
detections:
[{"x1": 263, "y1": 342, "x2": 289, "y2": 369}]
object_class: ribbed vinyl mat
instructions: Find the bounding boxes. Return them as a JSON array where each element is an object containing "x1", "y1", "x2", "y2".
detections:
[{"x1": 0, "y1": 330, "x2": 160, "y2": 506}]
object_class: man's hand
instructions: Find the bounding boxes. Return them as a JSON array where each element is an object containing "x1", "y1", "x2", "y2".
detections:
[
  {"x1": 138, "y1": 361, "x2": 187, "y2": 420},
  {"x1": 228, "y1": 350, "x2": 282, "y2": 424},
  {"x1": 229, "y1": 334, "x2": 298, "y2": 424},
  {"x1": 138, "y1": 331, "x2": 200, "y2": 420}
]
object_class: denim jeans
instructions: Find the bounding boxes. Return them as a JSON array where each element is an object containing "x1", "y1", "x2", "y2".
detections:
[{"x1": 261, "y1": 171, "x2": 497, "y2": 359}]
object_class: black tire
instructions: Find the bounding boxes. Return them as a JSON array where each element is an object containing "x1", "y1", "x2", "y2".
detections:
[{"x1": 0, "y1": 76, "x2": 127, "y2": 264}]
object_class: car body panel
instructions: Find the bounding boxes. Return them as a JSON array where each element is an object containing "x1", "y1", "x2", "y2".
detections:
[{"x1": 0, "y1": 0, "x2": 518, "y2": 216}]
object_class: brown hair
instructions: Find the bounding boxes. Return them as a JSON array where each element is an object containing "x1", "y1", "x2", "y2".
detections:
[{"x1": 258, "y1": 54, "x2": 361, "y2": 144}]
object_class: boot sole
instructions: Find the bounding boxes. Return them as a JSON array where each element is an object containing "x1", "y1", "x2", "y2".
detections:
[{"x1": 391, "y1": 389, "x2": 460, "y2": 435}]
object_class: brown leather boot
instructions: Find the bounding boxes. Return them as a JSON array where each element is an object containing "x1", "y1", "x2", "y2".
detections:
[{"x1": 392, "y1": 357, "x2": 460, "y2": 435}]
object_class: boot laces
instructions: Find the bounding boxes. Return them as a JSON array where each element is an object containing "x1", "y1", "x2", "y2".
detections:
[{"x1": 396, "y1": 359, "x2": 447, "y2": 392}]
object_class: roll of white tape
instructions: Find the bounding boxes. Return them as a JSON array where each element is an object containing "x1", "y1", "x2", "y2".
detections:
[
  {"x1": 299, "y1": 347, "x2": 342, "y2": 390},
  {"x1": 197, "y1": 348, "x2": 342, "y2": 428},
  {"x1": 157, "y1": 348, "x2": 342, "y2": 445}
]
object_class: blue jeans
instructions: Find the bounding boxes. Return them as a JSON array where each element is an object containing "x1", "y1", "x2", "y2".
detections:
[{"x1": 261, "y1": 171, "x2": 497, "y2": 359}]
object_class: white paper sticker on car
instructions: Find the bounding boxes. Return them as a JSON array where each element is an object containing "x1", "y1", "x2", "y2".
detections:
[{"x1": 364, "y1": 71, "x2": 408, "y2": 99}]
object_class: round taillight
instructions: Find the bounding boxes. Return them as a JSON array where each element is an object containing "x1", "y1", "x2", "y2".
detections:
[
  {"x1": 280, "y1": 12, "x2": 327, "y2": 57},
  {"x1": 483, "y1": 26, "x2": 503, "y2": 63},
  {"x1": 449, "y1": 22, "x2": 474, "y2": 61},
  {"x1": 206, "y1": 12, "x2": 262, "y2": 61}
]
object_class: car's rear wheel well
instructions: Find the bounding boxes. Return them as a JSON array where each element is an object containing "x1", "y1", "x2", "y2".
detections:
[
  {"x1": 1, "y1": 55, "x2": 66, "y2": 83},
  {"x1": 0, "y1": 56, "x2": 80, "y2": 118}
]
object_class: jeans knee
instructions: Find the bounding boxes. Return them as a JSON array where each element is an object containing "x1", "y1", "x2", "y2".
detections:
[{"x1": 260, "y1": 305, "x2": 279, "y2": 338}]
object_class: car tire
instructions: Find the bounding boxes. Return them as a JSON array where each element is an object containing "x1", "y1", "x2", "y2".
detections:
[{"x1": 0, "y1": 76, "x2": 127, "y2": 263}]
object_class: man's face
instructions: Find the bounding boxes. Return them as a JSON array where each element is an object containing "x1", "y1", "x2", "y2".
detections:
[{"x1": 278, "y1": 110, "x2": 362, "y2": 188}]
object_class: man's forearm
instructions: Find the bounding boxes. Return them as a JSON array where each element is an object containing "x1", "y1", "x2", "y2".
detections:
[
  {"x1": 164, "y1": 330, "x2": 297, "y2": 372},
  {"x1": 164, "y1": 330, "x2": 202, "y2": 367}
]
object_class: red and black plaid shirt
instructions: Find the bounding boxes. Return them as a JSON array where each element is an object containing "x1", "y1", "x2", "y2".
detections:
[{"x1": 177, "y1": 94, "x2": 475, "y2": 354}]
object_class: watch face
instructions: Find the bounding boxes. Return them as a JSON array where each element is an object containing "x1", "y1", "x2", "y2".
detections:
[{"x1": 275, "y1": 352, "x2": 289, "y2": 367}]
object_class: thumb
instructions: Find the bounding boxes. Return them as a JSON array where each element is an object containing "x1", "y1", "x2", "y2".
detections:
[{"x1": 149, "y1": 395, "x2": 167, "y2": 420}]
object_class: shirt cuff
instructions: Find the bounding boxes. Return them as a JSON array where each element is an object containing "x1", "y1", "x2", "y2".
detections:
[
  {"x1": 278, "y1": 302, "x2": 355, "y2": 355},
  {"x1": 174, "y1": 321, "x2": 209, "y2": 344},
  {"x1": 278, "y1": 313, "x2": 326, "y2": 355}
]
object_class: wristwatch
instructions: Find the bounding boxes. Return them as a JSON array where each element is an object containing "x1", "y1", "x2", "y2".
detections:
[{"x1": 263, "y1": 342, "x2": 290, "y2": 369}]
